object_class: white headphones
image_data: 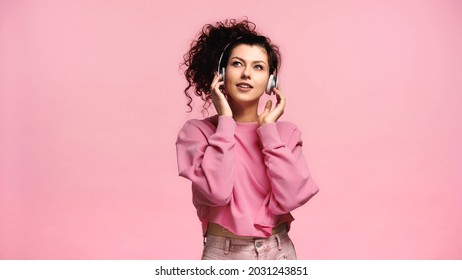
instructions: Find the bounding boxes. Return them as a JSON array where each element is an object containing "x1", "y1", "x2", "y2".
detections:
[{"x1": 217, "y1": 36, "x2": 278, "y2": 94}]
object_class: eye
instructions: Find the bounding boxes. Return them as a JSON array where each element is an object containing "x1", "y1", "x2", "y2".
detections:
[
  {"x1": 231, "y1": 61, "x2": 242, "y2": 67},
  {"x1": 254, "y1": 65, "x2": 264, "y2": 70}
]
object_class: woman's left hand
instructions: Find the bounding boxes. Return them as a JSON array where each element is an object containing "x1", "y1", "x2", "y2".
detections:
[{"x1": 258, "y1": 87, "x2": 286, "y2": 126}]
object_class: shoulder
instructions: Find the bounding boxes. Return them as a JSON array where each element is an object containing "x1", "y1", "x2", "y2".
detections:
[
  {"x1": 275, "y1": 120, "x2": 303, "y2": 146},
  {"x1": 275, "y1": 120, "x2": 300, "y2": 135},
  {"x1": 178, "y1": 115, "x2": 219, "y2": 137}
]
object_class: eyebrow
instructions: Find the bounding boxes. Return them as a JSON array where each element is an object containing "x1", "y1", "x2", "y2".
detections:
[{"x1": 230, "y1": 56, "x2": 267, "y2": 65}]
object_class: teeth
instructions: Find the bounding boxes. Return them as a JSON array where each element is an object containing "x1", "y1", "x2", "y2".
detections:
[{"x1": 238, "y1": 84, "x2": 251, "y2": 88}]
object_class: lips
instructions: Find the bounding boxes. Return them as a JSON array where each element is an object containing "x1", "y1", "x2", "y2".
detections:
[{"x1": 236, "y1": 83, "x2": 253, "y2": 89}]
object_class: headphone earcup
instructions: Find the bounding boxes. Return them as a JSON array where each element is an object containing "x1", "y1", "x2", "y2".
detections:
[
  {"x1": 266, "y1": 74, "x2": 277, "y2": 94},
  {"x1": 220, "y1": 67, "x2": 226, "y2": 83}
]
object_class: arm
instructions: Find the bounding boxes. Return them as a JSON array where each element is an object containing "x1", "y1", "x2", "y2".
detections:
[
  {"x1": 175, "y1": 116, "x2": 236, "y2": 206},
  {"x1": 257, "y1": 123, "x2": 319, "y2": 215}
]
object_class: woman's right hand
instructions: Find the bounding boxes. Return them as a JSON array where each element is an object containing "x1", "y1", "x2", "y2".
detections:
[{"x1": 210, "y1": 72, "x2": 233, "y2": 117}]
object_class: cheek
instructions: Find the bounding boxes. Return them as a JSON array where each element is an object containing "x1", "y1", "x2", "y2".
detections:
[
  {"x1": 226, "y1": 68, "x2": 240, "y2": 79},
  {"x1": 256, "y1": 75, "x2": 270, "y2": 88}
]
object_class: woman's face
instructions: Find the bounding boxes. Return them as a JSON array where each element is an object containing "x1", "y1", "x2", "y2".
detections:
[{"x1": 224, "y1": 44, "x2": 270, "y2": 104}]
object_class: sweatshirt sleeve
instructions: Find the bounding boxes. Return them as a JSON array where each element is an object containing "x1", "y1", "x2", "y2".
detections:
[
  {"x1": 175, "y1": 116, "x2": 236, "y2": 206},
  {"x1": 257, "y1": 123, "x2": 319, "y2": 215}
]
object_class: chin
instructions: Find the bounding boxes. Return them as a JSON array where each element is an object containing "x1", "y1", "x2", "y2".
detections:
[
  {"x1": 231, "y1": 89, "x2": 264, "y2": 98},
  {"x1": 229, "y1": 92, "x2": 263, "y2": 103}
]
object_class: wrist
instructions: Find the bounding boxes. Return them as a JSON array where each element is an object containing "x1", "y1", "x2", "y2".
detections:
[
  {"x1": 259, "y1": 120, "x2": 274, "y2": 126},
  {"x1": 219, "y1": 112, "x2": 233, "y2": 117}
]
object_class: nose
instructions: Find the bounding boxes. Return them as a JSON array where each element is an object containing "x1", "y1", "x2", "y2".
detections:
[{"x1": 241, "y1": 66, "x2": 251, "y2": 79}]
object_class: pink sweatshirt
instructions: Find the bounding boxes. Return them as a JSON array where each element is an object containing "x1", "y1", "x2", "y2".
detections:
[{"x1": 176, "y1": 115, "x2": 319, "y2": 237}]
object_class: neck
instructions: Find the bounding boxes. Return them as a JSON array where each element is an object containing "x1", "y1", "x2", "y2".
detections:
[{"x1": 229, "y1": 100, "x2": 259, "y2": 123}]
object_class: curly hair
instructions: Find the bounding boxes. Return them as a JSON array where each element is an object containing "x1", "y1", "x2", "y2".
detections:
[{"x1": 181, "y1": 18, "x2": 281, "y2": 114}]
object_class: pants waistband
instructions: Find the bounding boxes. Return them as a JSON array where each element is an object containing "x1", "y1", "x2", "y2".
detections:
[{"x1": 204, "y1": 228, "x2": 289, "y2": 253}]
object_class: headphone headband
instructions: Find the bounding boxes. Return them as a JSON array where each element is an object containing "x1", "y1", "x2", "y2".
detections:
[{"x1": 217, "y1": 36, "x2": 242, "y2": 73}]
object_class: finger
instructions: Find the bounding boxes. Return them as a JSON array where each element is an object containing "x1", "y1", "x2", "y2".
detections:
[
  {"x1": 274, "y1": 88, "x2": 286, "y2": 105},
  {"x1": 275, "y1": 96, "x2": 286, "y2": 110},
  {"x1": 216, "y1": 81, "x2": 225, "y2": 95},
  {"x1": 272, "y1": 83, "x2": 282, "y2": 95},
  {"x1": 211, "y1": 80, "x2": 225, "y2": 95},
  {"x1": 273, "y1": 87, "x2": 285, "y2": 98},
  {"x1": 214, "y1": 78, "x2": 224, "y2": 88},
  {"x1": 263, "y1": 100, "x2": 272, "y2": 113},
  {"x1": 272, "y1": 93, "x2": 286, "y2": 115},
  {"x1": 211, "y1": 72, "x2": 222, "y2": 89}
]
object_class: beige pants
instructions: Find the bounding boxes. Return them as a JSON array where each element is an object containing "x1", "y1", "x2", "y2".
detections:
[{"x1": 201, "y1": 228, "x2": 297, "y2": 260}]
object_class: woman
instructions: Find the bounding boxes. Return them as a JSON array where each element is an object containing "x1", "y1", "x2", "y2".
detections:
[{"x1": 176, "y1": 18, "x2": 319, "y2": 260}]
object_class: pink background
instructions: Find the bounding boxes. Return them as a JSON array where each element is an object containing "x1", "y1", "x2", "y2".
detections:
[{"x1": 1, "y1": 0, "x2": 461, "y2": 259}]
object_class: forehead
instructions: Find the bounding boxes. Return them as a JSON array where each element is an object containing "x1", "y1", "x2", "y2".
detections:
[{"x1": 229, "y1": 44, "x2": 268, "y2": 62}]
